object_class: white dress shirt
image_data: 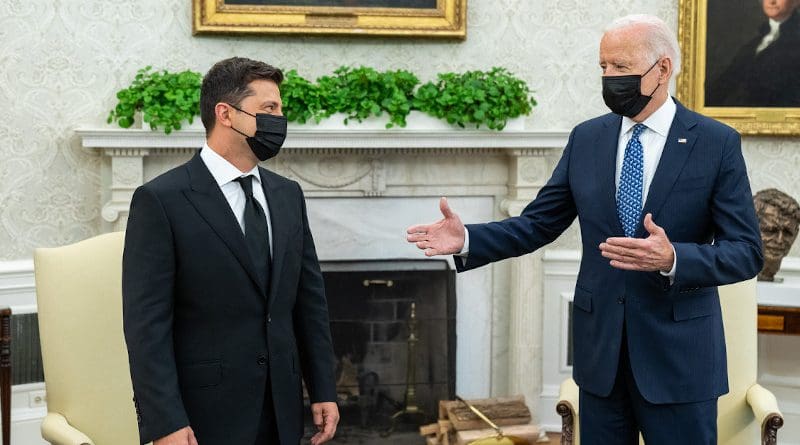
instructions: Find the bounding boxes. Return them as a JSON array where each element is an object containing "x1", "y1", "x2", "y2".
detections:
[
  {"x1": 756, "y1": 19, "x2": 782, "y2": 54},
  {"x1": 615, "y1": 97, "x2": 675, "y2": 205},
  {"x1": 461, "y1": 98, "x2": 678, "y2": 279},
  {"x1": 617, "y1": 98, "x2": 677, "y2": 280},
  {"x1": 200, "y1": 144, "x2": 273, "y2": 257}
]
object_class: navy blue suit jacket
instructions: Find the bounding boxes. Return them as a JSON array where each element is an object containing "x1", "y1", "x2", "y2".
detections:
[{"x1": 457, "y1": 101, "x2": 763, "y2": 404}]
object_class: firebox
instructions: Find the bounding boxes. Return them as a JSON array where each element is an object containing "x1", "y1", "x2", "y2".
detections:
[{"x1": 304, "y1": 260, "x2": 456, "y2": 443}]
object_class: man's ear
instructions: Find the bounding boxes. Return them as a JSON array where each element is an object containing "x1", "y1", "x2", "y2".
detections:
[
  {"x1": 215, "y1": 103, "x2": 233, "y2": 128},
  {"x1": 659, "y1": 57, "x2": 673, "y2": 84}
]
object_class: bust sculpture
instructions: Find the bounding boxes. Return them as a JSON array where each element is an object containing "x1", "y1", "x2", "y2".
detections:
[{"x1": 753, "y1": 188, "x2": 800, "y2": 281}]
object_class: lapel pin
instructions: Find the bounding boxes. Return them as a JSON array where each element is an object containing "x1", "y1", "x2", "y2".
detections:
[{"x1": 678, "y1": 138, "x2": 687, "y2": 144}]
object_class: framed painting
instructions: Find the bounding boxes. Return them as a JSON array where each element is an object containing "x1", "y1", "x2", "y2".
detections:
[
  {"x1": 192, "y1": 0, "x2": 466, "y2": 39},
  {"x1": 677, "y1": 0, "x2": 800, "y2": 135}
]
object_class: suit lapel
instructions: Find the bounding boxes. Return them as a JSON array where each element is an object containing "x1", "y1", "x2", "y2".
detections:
[
  {"x1": 597, "y1": 114, "x2": 626, "y2": 236},
  {"x1": 182, "y1": 153, "x2": 267, "y2": 295},
  {"x1": 259, "y1": 167, "x2": 290, "y2": 309},
  {"x1": 636, "y1": 103, "x2": 699, "y2": 237}
]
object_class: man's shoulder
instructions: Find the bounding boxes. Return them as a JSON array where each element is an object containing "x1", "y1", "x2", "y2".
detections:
[
  {"x1": 140, "y1": 158, "x2": 192, "y2": 193},
  {"x1": 569, "y1": 113, "x2": 619, "y2": 140},
  {"x1": 678, "y1": 104, "x2": 738, "y2": 138},
  {"x1": 576, "y1": 112, "x2": 617, "y2": 130},
  {"x1": 259, "y1": 167, "x2": 301, "y2": 191}
]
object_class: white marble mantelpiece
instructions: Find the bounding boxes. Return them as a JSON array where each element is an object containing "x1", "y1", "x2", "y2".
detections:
[
  {"x1": 77, "y1": 125, "x2": 570, "y2": 423},
  {"x1": 77, "y1": 127, "x2": 570, "y2": 150},
  {"x1": 76, "y1": 127, "x2": 570, "y2": 229}
]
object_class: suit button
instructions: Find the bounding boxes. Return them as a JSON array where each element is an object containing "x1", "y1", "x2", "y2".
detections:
[
  {"x1": 267, "y1": 314, "x2": 272, "y2": 323},
  {"x1": 617, "y1": 296, "x2": 625, "y2": 304},
  {"x1": 257, "y1": 355, "x2": 267, "y2": 365}
]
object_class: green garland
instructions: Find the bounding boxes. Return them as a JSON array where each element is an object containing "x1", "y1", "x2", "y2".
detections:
[
  {"x1": 109, "y1": 65, "x2": 535, "y2": 133},
  {"x1": 107, "y1": 66, "x2": 202, "y2": 134}
]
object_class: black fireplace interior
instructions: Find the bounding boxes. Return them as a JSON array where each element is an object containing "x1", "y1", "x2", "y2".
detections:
[{"x1": 304, "y1": 260, "x2": 456, "y2": 441}]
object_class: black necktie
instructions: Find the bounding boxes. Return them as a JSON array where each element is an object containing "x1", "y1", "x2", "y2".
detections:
[{"x1": 234, "y1": 175, "x2": 271, "y2": 291}]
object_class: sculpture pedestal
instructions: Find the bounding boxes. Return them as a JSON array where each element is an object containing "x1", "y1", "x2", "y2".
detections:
[{"x1": 757, "y1": 278, "x2": 800, "y2": 335}]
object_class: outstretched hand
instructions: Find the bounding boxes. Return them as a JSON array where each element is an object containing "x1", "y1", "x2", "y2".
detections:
[
  {"x1": 600, "y1": 213, "x2": 675, "y2": 272},
  {"x1": 406, "y1": 197, "x2": 466, "y2": 257}
]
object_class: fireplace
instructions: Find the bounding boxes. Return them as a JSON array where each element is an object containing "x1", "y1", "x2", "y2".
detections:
[{"x1": 304, "y1": 261, "x2": 455, "y2": 441}]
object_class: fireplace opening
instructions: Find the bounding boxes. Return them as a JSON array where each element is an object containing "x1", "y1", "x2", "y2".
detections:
[{"x1": 304, "y1": 260, "x2": 456, "y2": 443}]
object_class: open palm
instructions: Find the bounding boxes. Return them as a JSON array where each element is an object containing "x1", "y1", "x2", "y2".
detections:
[{"x1": 406, "y1": 197, "x2": 466, "y2": 256}]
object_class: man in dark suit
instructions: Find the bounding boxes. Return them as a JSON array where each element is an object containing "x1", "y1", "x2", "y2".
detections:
[
  {"x1": 123, "y1": 57, "x2": 339, "y2": 445},
  {"x1": 706, "y1": 0, "x2": 800, "y2": 107},
  {"x1": 407, "y1": 15, "x2": 763, "y2": 445}
]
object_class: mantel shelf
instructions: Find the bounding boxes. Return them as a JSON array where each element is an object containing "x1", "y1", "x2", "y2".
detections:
[{"x1": 76, "y1": 127, "x2": 571, "y2": 150}]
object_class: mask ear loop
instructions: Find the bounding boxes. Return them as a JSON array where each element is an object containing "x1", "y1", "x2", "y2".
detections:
[
  {"x1": 643, "y1": 58, "x2": 663, "y2": 98},
  {"x1": 225, "y1": 103, "x2": 256, "y2": 138}
]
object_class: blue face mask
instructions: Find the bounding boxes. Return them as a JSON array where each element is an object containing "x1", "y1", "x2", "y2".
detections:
[
  {"x1": 229, "y1": 104, "x2": 287, "y2": 161},
  {"x1": 602, "y1": 60, "x2": 661, "y2": 118}
]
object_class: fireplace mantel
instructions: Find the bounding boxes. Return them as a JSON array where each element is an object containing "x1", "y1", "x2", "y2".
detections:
[
  {"x1": 77, "y1": 126, "x2": 570, "y2": 229},
  {"x1": 77, "y1": 127, "x2": 570, "y2": 150}
]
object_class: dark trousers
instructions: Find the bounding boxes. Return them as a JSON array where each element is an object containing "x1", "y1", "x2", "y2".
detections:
[
  {"x1": 579, "y1": 330, "x2": 718, "y2": 445},
  {"x1": 255, "y1": 379, "x2": 280, "y2": 445}
]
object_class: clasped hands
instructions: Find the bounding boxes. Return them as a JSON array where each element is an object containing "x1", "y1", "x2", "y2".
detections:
[{"x1": 406, "y1": 198, "x2": 674, "y2": 273}]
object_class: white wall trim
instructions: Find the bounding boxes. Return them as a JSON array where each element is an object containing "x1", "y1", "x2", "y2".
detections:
[{"x1": 0, "y1": 260, "x2": 37, "y2": 312}]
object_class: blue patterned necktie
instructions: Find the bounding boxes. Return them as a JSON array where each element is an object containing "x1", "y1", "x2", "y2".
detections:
[{"x1": 617, "y1": 123, "x2": 646, "y2": 238}]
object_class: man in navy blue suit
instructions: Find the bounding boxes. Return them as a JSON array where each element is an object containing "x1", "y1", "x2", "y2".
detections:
[{"x1": 407, "y1": 14, "x2": 763, "y2": 445}]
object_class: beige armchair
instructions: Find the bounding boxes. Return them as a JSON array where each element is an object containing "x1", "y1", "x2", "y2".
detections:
[
  {"x1": 556, "y1": 279, "x2": 784, "y2": 445},
  {"x1": 35, "y1": 232, "x2": 143, "y2": 445}
]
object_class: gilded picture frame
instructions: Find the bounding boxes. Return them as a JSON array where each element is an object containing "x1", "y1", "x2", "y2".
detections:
[
  {"x1": 192, "y1": 0, "x2": 466, "y2": 39},
  {"x1": 677, "y1": 0, "x2": 800, "y2": 135}
]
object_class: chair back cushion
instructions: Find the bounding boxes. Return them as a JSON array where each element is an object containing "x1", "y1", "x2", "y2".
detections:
[
  {"x1": 35, "y1": 232, "x2": 140, "y2": 445},
  {"x1": 717, "y1": 278, "x2": 759, "y2": 445}
]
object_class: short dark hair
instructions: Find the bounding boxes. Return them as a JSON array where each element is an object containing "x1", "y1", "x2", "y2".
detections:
[
  {"x1": 200, "y1": 57, "x2": 283, "y2": 134},
  {"x1": 754, "y1": 188, "x2": 800, "y2": 221}
]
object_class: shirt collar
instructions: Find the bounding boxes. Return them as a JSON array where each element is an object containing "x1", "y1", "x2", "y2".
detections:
[
  {"x1": 620, "y1": 96, "x2": 676, "y2": 138},
  {"x1": 200, "y1": 143, "x2": 261, "y2": 187}
]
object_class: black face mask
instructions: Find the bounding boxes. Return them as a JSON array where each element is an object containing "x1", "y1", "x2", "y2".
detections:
[
  {"x1": 229, "y1": 105, "x2": 287, "y2": 161},
  {"x1": 602, "y1": 60, "x2": 661, "y2": 118}
]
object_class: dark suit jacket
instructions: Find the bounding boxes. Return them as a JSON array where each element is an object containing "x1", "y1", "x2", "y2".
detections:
[
  {"x1": 457, "y1": 101, "x2": 763, "y2": 404},
  {"x1": 706, "y1": 10, "x2": 800, "y2": 107},
  {"x1": 123, "y1": 152, "x2": 337, "y2": 445}
]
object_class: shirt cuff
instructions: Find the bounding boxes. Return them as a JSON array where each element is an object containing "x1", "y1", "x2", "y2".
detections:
[
  {"x1": 659, "y1": 244, "x2": 677, "y2": 285},
  {"x1": 455, "y1": 226, "x2": 470, "y2": 257}
]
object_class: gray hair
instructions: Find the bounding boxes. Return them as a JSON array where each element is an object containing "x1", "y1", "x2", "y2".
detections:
[{"x1": 605, "y1": 14, "x2": 682, "y2": 76}]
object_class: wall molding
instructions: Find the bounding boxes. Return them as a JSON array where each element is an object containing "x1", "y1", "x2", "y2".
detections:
[{"x1": 0, "y1": 260, "x2": 36, "y2": 312}]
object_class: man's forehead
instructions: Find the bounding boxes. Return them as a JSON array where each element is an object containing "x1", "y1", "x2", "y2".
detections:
[{"x1": 601, "y1": 32, "x2": 647, "y2": 54}]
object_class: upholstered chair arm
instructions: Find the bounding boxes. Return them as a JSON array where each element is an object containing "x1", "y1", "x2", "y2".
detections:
[
  {"x1": 746, "y1": 384, "x2": 784, "y2": 445},
  {"x1": 557, "y1": 378, "x2": 580, "y2": 445},
  {"x1": 41, "y1": 413, "x2": 94, "y2": 445}
]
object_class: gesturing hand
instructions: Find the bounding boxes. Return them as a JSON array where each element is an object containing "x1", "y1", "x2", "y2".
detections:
[
  {"x1": 310, "y1": 402, "x2": 339, "y2": 445},
  {"x1": 600, "y1": 213, "x2": 675, "y2": 272},
  {"x1": 406, "y1": 197, "x2": 466, "y2": 256},
  {"x1": 154, "y1": 426, "x2": 198, "y2": 445}
]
